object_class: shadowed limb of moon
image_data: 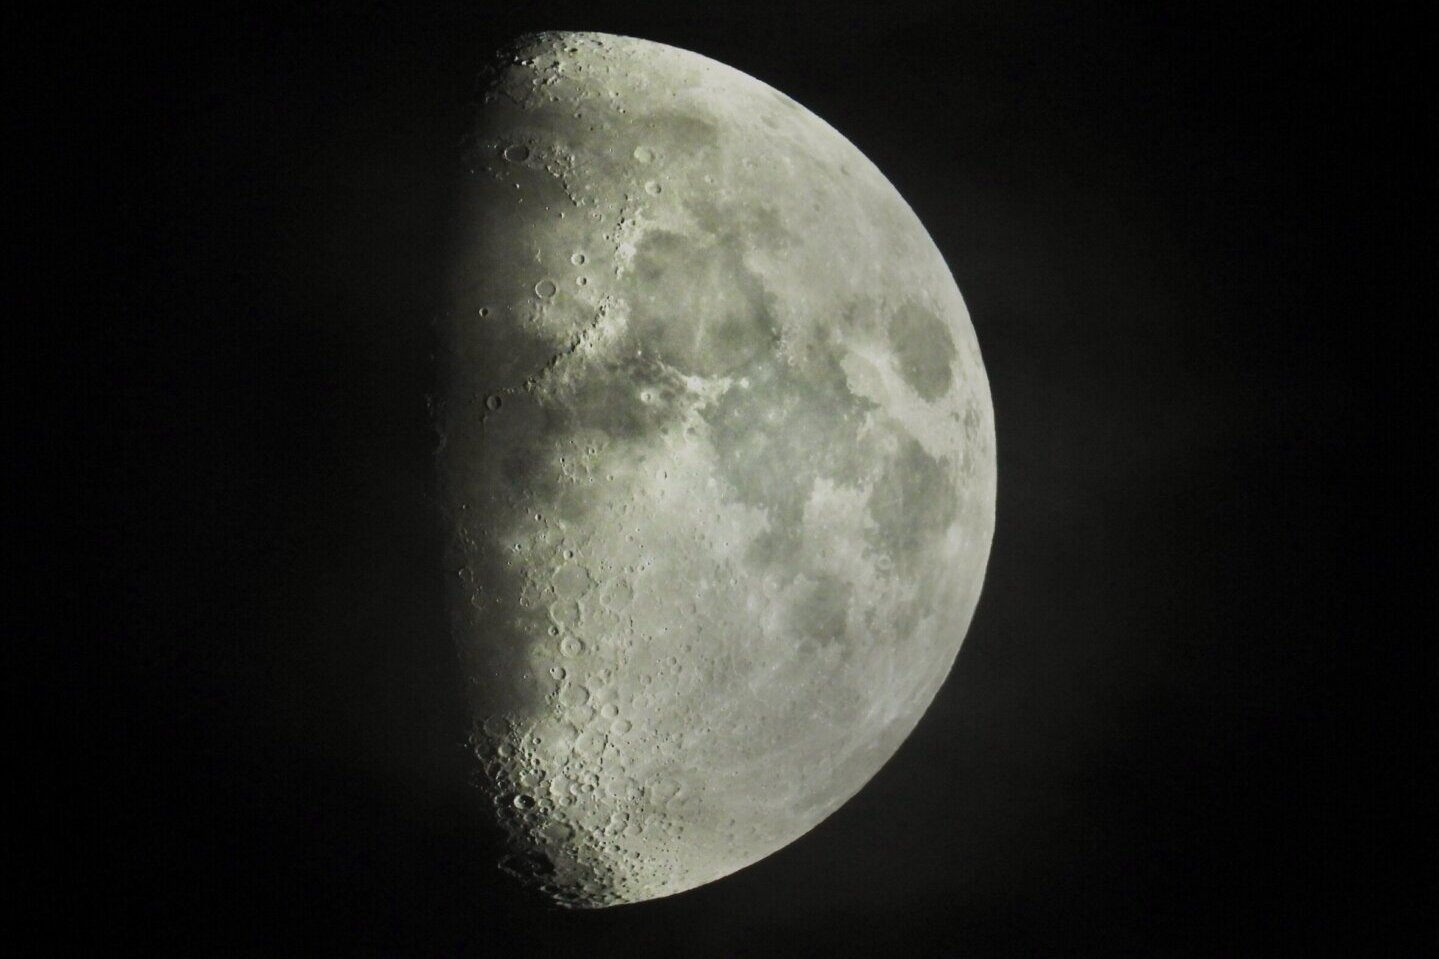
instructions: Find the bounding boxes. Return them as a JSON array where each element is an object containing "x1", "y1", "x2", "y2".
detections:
[{"x1": 436, "y1": 30, "x2": 996, "y2": 907}]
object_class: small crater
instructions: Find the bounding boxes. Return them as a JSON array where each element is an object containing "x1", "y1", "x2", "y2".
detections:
[
  {"x1": 486, "y1": 394, "x2": 503, "y2": 411},
  {"x1": 502, "y1": 143, "x2": 531, "y2": 163},
  {"x1": 644, "y1": 181, "x2": 662, "y2": 195},
  {"x1": 553, "y1": 563, "x2": 590, "y2": 599},
  {"x1": 549, "y1": 600, "x2": 580, "y2": 628},
  {"x1": 534, "y1": 278, "x2": 558, "y2": 298},
  {"x1": 633, "y1": 145, "x2": 655, "y2": 163},
  {"x1": 499, "y1": 851, "x2": 555, "y2": 880},
  {"x1": 571, "y1": 252, "x2": 587, "y2": 265},
  {"x1": 558, "y1": 683, "x2": 590, "y2": 708}
]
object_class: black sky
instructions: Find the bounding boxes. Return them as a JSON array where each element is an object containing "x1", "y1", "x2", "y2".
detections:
[{"x1": 45, "y1": 0, "x2": 1426, "y2": 955}]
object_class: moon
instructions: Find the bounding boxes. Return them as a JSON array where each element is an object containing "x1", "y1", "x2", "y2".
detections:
[{"x1": 436, "y1": 31, "x2": 996, "y2": 907}]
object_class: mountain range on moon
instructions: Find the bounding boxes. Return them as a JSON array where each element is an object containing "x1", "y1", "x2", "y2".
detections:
[{"x1": 435, "y1": 30, "x2": 996, "y2": 907}]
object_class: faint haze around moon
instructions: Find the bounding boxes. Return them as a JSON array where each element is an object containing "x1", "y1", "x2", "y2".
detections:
[{"x1": 435, "y1": 31, "x2": 996, "y2": 907}]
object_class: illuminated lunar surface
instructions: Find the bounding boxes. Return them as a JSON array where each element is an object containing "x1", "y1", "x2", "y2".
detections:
[{"x1": 436, "y1": 31, "x2": 996, "y2": 907}]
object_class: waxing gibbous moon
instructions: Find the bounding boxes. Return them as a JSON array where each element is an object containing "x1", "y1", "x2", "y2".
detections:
[{"x1": 435, "y1": 31, "x2": 996, "y2": 907}]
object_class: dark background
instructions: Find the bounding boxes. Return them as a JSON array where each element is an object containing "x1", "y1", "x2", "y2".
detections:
[{"x1": 43, "y1": 0, "x2": 1425, "y2": 955}]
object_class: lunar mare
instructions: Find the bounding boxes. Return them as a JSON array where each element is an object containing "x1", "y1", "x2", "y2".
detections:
[{"x1": 437, "y1": 31, "x2": 996, "y2": 907}]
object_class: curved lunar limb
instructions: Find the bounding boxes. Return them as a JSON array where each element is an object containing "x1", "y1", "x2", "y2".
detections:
[{"x1": 436, "y1": 31, "x2": 996, "y2": 907}]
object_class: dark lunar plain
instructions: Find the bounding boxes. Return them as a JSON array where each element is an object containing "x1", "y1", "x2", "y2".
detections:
[{"x1": 37, "y1": 0, "x2": 1427, "y2": 955}]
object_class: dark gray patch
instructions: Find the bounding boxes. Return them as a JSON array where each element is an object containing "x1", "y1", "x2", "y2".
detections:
[
  {"x1": 627, "y1": 229, "x2": 780, "y2": 377},
  {"x1": 865, "y1": 437, "x2": 956, "y2": 575},
  {"x1": 795, "y1": 572, "x2": 850, "y2": 647},
  {"x1": 887, "y1": 301, "x2": 956, "y2": 401},
  {"x1": 560, "y1": 350, "x2": 686, "y2": 443},
  {"x1": 642, "y1": 109, "x2": 723, "y2": 157}
]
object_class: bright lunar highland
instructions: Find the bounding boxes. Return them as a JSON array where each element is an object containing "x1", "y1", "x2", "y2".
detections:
[{"x1": 436, "y1": 31, "x2": 996, "y2": 907}]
